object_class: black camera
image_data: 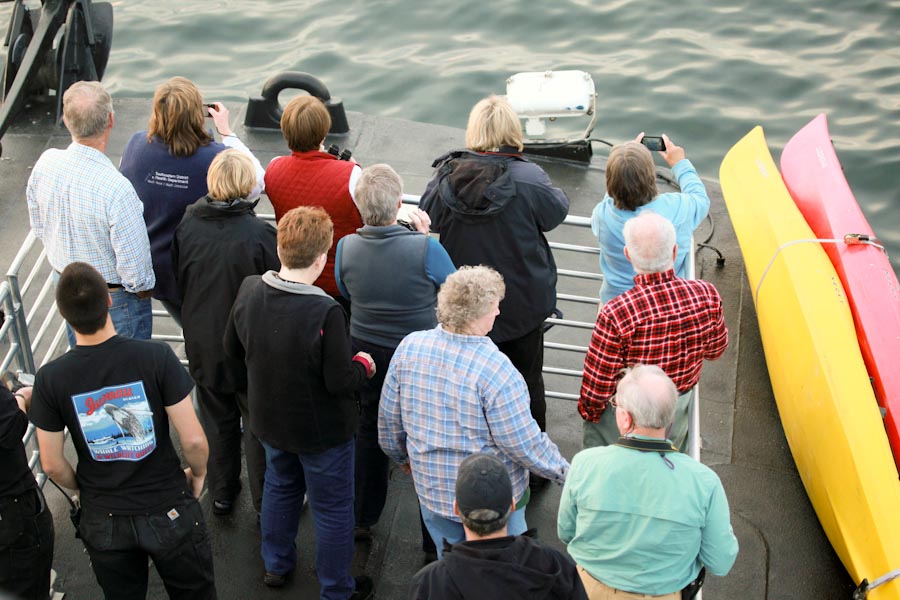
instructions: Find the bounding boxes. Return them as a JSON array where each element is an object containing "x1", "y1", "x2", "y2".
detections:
[{"x1": 326, "y1": 144, "x2": 353, "y2": 161}]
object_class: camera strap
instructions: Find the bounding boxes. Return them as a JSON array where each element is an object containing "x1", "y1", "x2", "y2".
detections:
[{"x1": 614, "y1": 436, "x2": 678, "y2": 470}]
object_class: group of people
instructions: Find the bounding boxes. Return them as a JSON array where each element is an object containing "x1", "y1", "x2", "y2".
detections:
[{"x1": 0, "y1": 73, "x2": 740, "y2": 600}]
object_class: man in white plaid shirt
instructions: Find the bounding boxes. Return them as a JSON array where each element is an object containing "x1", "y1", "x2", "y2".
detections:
[{"x1": 27, "y1": 81, "x2": 155, "y2": 343}]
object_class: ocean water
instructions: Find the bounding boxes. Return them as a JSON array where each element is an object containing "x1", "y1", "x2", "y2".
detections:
[{"x1": 4, "y1": 0, "x2": 899, "y2": 270}]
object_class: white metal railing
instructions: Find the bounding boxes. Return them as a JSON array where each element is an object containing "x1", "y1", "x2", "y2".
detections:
[{"x1": 5, "y1": 198, "x2": 704, "y2": 494}]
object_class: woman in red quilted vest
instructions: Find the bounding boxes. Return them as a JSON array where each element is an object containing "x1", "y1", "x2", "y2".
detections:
[{"x1": 265, "y1": 96, "x2": 362, "y2": 312}]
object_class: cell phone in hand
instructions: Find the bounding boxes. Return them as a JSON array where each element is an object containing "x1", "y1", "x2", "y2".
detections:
[
  {"x1": 641, "y1": 136, "x2": 666, "y2": 152},
  {"x1": 205, "y1": 103, "x2": 217, "y2": 117}
]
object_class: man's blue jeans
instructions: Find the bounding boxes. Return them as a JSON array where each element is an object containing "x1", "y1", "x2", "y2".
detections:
[
  {"x1": 260, "y1": 439, "x2": 355, "y2": 600},
  {"x1": 419, "y1": 502, "x2": 527, "y2": 559}
]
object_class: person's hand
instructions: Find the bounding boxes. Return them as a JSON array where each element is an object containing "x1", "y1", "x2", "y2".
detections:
[
  {"x1": 184, "y1": 467, "x2": 205, "y2": 499},
  {"x1": 354, "y1": 351, "x2": 377, "y2": 378},
  {"x1": 208, "y1": 102, "x2": 233, "y2": 137},
  {"x1": 399, "y1": 462, "x2": 412, "y2": 475},
  {"x1": 14, "y1": 386, "x2": 32, "y2": 413},
  {"x1": 407, "y1": 208, "x2": 432, "y2": 234},
  {"x1": 634, "y1": 131, "x2": 646, "y2": 143},
  {"x1": 135, "y1": 289, "x2": 153, "y2": 300},
  {"x1": 659, "y1": 134, "x2": 686, "y2": 167}
]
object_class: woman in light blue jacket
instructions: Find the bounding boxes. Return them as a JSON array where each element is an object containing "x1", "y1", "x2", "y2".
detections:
[{"x1": 592, "y1": 133, "x2": 710, "y2": 304}]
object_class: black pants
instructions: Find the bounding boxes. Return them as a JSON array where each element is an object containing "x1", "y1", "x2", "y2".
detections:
[
  {"x1": 79, "y1": 495, "x2": 216, "y2": 600},
  {"x1": 352, "y1": 338, "x2": 394, "y2": 529},
  {"x1": 195, "y1": 386, "x2": 266, "y2": 512},
  {"x1": 0, "y1": 487, "x2": 54, "y2": 600},
  {"x1": 351, "y1": 338, "x2": 435, "y2": 554},
  {"x1": 496, "y1": 326, "x2": 546, "y2": 431}
]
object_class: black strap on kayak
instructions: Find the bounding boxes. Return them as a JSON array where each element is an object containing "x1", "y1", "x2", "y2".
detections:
[{"x1": 614, "y1": 436, "x2": 678, "y2": 470}]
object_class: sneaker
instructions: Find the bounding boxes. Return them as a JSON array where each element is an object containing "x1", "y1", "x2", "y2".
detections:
[
  {"x1": 212, "y1": 498, "x2": 235, "y2": 515},
  {"x1": 263, "y1": 571, "x2": 288, "y2": 588},
  {"x1": 350, "y1": 575, "x2": 374, "y2": 600}
]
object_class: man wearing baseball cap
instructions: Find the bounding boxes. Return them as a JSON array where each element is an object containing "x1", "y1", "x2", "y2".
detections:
[{"x1": 409, "y1": 453, "x2": 587, "y2": 600}]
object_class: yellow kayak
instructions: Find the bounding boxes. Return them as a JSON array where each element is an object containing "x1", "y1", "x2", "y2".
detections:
[{"x1": 720, "y1": 126, "x2": 900, "y2": 599}]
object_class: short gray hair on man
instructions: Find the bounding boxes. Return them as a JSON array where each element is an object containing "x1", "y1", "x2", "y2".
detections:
[
  {"x1": 436, "y1": 266, "x2": 505, "y2": 334},
  {"x1": 615, "y1": 364, "x2": 678, "y2": 429},
  {"x1": 623, "y1": 211, "x2": 677, "y2": 273},
  {"x1": 460, "y1": 506, "x2": 513, "y2": 537},
  {"x1": 63, "y1": 81, "x2": 113, "y2": 140},
  {"x1": 355, "y1": 164, "x2": 403, "y2": 226}
]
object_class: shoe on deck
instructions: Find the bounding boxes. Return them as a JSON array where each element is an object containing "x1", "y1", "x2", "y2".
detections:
[
  {"x1": 212, "y1": 498, "x2": 235, "y2": 515},
  {"x1": 263, "y1": 571, "x2": 288, "y2": 588},
  {"x1": 350, "y1": 575, "x2": 374, "y2": 600}
]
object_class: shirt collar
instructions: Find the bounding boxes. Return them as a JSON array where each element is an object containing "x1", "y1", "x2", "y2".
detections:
[
  {"x1": 436, "y1": 324, "x2": 492, "y2": 343},
  {"x1": 68, "y1": 141, "x2": 114, "y2": 167},
  {"x1": 633, "y1": 269, "x2": 677, "y2": 287}
]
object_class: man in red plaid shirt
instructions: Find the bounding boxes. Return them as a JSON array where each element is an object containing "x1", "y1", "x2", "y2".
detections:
[{"x1": 580, "y1": 212, "x2": 728, "y2": 450}]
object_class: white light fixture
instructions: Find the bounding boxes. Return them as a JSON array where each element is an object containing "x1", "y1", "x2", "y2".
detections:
[{"x1": 505, "y1": 70, "x2": 597, "y2": 139}]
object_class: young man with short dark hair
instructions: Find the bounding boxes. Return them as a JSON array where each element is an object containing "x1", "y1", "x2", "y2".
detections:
[{"x1": 31, "y1": 262, "x2": 216, "y2": 599}]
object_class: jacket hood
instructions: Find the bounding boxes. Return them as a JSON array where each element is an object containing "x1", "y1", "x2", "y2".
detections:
[
  {"x1": 433, "y1": 150, "x2": 524, "y2": 220},
  {"x1": 441, "y1": 534, "x2": 563, "y2": 598},
  {"x1": 192, "y1": 195, "x2": 260, "y2": 218}
]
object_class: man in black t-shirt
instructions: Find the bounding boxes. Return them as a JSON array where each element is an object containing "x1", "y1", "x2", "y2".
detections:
[
  {"x1": 0, "y1": 383, "x2": 54, "y2": 600},
  {"x1": 30, "y1": 262, "x2": 216, "y2": 600}
]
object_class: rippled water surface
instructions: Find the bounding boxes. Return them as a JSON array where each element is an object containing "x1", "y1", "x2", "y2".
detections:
[{"x1": 5, "y1": 0, "x2": 899, "y2": 270}]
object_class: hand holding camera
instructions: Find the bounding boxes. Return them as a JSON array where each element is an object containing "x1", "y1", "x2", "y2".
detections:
[{"x1": 637, "y1": 132, "x2": 686, "y2": 167}]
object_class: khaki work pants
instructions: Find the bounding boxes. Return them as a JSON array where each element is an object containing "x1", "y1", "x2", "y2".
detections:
[{"x1": 577, "y1": 565, "x2": 682, "y2": 600}]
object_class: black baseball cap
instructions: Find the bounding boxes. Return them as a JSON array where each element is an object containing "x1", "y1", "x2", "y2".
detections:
[{"x1": 455, "y1": 453, "x2": 513, "y2": 523}]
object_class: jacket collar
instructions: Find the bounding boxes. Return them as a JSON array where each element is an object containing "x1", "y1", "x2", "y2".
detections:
[{"x1": 262, "y1": 271, "x2": 331, "y2": 297}]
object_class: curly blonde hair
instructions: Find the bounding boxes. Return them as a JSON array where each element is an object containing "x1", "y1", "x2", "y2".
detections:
[{"x1": 437, "y1": 266, "x2": 505, "y2": 333}]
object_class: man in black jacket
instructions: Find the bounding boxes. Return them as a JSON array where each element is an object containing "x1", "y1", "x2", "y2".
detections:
[
  {"x1": 173, "y1": 149, "x2": 279, "y2": 516},
  {"x1": 409, "y1": 453, "x2": 587, "y2": 600}
]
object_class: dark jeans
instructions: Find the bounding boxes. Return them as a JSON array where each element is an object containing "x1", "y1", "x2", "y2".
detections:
[
  {"x1": 260, "y1": 439, "x2": 355, "y2": 600},
  {"x1": 0, "y1": 487, "x2": 54, "y2": 600},
  {"x1": 78, "y1": 494, "x2": 216, "y2": 600},
  {"x1": 351, "y1": 338, "x2": 394, "y2": 528},
  {"x1": 196, "y1": 386, "x2": 266, "y2": 511},
  {"x1": 496, "y1": 326, "x2": 546, "y2": 431}
]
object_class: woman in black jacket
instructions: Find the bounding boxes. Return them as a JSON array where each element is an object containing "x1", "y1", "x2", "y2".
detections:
[
  {"x1": 419, "y1": 96, "x2": 570, "y2": 491},
  {"x1": 172, "y1": 149, "x2": 279, "y2": 516}
]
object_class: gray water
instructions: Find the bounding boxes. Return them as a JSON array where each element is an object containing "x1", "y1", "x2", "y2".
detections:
[{"x1": 5, "y1": 0, "x2": 899, "y2": 271}]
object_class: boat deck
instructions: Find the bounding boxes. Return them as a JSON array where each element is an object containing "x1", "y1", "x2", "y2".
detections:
[{"x1": 0, "y1": 96, "x2": 854, "y2": 599}]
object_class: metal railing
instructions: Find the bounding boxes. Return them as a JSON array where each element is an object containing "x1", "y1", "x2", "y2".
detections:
[{"x1": 4, "y1": 201, "x2": 704, "y2": 493}]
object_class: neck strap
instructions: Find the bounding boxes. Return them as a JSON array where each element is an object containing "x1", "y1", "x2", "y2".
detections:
[{"x1": 614, "y1": 436, "x2": 678, "y2": 453}]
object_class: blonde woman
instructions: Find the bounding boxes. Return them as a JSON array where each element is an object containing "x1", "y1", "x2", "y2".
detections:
[
  {"x1": 172, "y1": 149, "x2": 278, "y2": 517},
  {"x1": 120, "y1": 76, "x2": 264, "y2": 325},
  {"x1": 419, "y1": 96, "x2": 569, "y2": 492}
]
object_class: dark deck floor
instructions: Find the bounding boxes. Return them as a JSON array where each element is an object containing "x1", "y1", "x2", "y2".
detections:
[{"x1": 0, "y1": 96, "x2": 854, "y2": 599}]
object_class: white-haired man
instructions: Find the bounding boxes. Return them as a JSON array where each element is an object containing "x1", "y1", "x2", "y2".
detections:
[
  {"x1": 579, "y1": 211, "x2": 727, "y2": 449},
  {"x1": 560, "y1": 365, "x2": 738, "y2": 599},
  {"x1": 27, "y1": 81, "x2": 155, "y2": 345}
]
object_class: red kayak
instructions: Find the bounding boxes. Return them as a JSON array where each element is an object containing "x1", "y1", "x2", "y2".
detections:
[{"x1": 781, "y1": 113, "x2": 900, "y2": 471}]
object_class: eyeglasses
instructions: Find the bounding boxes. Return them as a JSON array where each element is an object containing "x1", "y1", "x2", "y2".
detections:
[{"x1": 609, "y1": 395, "x2": 618, "y2": 408}]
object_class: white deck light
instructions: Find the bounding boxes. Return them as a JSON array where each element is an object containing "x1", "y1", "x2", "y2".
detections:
[{"x1": 505, "y1": 70, "x2": 596, "y2": 139}]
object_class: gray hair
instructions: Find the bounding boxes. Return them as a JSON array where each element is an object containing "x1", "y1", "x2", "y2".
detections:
[
  {"x1": 615, "y1": 364, "x2": 678, "y2": 429},
  {"x1": 63, "y1": 81, "x2": 113, "y2": 140},
  {"x1": 356, "y1": 164, "x2": 403, "y2": 226},
  {"x1": 437, "y1": 266, "x2": 505, "y2": 333},
  {"x1": 623, "y1": 211, "x2": 676, "y2": 273},
  {"x1": 460, "y1": 506, "x2": 513, "y2": 537}
]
